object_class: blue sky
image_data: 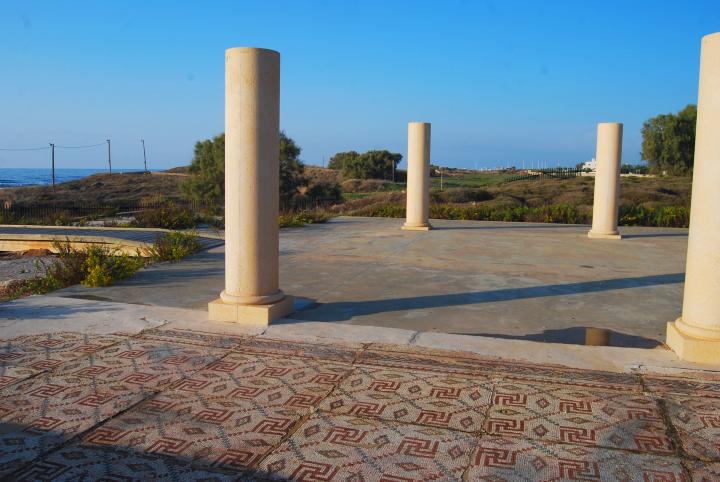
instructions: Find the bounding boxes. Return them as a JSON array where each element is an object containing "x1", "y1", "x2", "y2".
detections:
[{"x1": 0, "y1": 0, "x2": 717, "y2": 170}]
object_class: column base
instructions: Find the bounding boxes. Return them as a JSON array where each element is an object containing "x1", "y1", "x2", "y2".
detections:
[
  {"x1": 402, "y1": 223, "x2": 432, "y2": 231},
  {"x1": 666, "y1": 320, "x2": 720, "y2": 364},
  {"x1": 588, "y1": 230, "x2": 622, "y2": 240},
  {"x1": 208, "y1": 296, "x2": 294, "y2": 325}
]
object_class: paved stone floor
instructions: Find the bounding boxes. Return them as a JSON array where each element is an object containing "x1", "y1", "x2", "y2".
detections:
[
  {"x1": 1, "y1": 327, "x2": 718, "y2": 481},
  {"x1": 53, "y1": 217, "x2": 687, "y2": 346}
]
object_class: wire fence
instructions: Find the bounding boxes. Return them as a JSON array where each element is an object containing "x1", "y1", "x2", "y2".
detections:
[
  {"x1": 503, "y1": 168, "x2": 584, "y2": 183},
  {"x1": 0, "y1": 196, "x2": 339, "y2": 226}
]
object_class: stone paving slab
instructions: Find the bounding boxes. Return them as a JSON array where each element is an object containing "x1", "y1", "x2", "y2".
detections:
[
  {"x1": 0, "y1": 225, "x2": 224, "y2": 250},
  {"x1": 0, "y1": 327, "x2": 718, "y2": 480}
]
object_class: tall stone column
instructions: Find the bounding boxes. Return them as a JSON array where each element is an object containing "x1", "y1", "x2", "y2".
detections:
[
  {"x1": 209, "y1": 47, "x2": 293, "y2": 325},
  {"x1": 588, "y1": 122, "x2": 623, "y2": 240},
  {"x1": 402, "y1": 122, "x2": 432, "y2": 231},
  {"x1": 667, "y1": 32, "x2": 720, "y2": 363}
]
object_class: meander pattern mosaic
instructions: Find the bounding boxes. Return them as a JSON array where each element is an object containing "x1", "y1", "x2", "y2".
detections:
[{"x1": 0, "y1": 328, "x2": 718, "y2": 480}]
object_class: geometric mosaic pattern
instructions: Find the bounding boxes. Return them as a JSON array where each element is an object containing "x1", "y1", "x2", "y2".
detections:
[
  {"x1": 166, "y1": 351, "x2": 353, "y2": 414},
  {"x1": 321, "y1": 366, "x2": 493, "y2": 432},
  {"x1": 485, "y1": 381, "x2": 674, "y2": 454},
  {"x1": 467, "y1": 436, "x2": 687, "y2": 481},
  {"x1": 55, "y1": 337, "x2": 228, "y2": 392},
  {"x1": 665, "y1": 396, "x2": 720, "y2": 460},
  {"x1": 0, "y1": 332, "x2": 124, "y2": 389},
  {"x1": 0, "y1": 329, "x2": 716, "y2": 480},
  {"x1": 81, "y1": 391, "x2": 304, "y2": 470},
  {"x1": 0, "y1": 374, "x2": 148, "y2": 477},
  {"x1": 689, "y1": 461, "x2": 720, "y2": 482},
  {"x1": 12, "y1": 445, "x2": 236, "y2": 481},
  {"x1": 644, "y1": 374, "x2": 720, "y2": 399},
  {"x1": 256, "y1": 412, "x2": 476, "y2": 481}
]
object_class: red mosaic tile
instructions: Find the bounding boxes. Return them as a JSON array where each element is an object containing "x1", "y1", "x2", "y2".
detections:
[
  {"x1": 237, "y1": 337, "x2": 361, "y2": 364},
  {"x1": 665, "y1": 395, "x2": 720, "y2": 461},
  {"x1": 168, "y1": 351, "x2": 353, "y2": 413},
  {"x1": 138, "y1": 328, "x2": 247, "y2": 349},
  {"x1": 0, "y1": 365, "x2": 42, "y2": 389},
  {"x1": 485, "y1": 381, "x2": 673, "y2": 454},
  {"x1": 0, "y1": 375, "x2": 150, "y2": 477},
  {"x1": 1, "y1": 332, "x2": 122, "y2": 354},
  {"x1": 256, "y1": 412, "x2": 476, "y2": 481},
  {"x1": 467, "y1": 435, "x2": 687, "y2": 481},
  {"x1": 688, "y1": 461, "x2": 720, "y2": 482},
  {"x1": 56, "y1": 338, "x2": 226, "y2": 391},
  {"x1": 0, "y1": 374, "x2": 148, "y2": 426},
  {"x1": 644, "y1": 375, "x2": 720, "y2": 399},
  {"x1": 11, "y1": 444, "x2": 237, "y2": 481},
  {"x1": 357, "y1": 347, "x2": 495, "y2": 376},
  {"x1": 0, "y1": 332, "x2": 124, "y2": 374},
  {"x1": 82, "y1": 391, "x2": 304, "y2": 470},
  {"x1": 492, "y1": 361, "x2": 643, "y2": 392},
  {"x1": 321, "y1": 365, "x2": 492, "y2": 432}
]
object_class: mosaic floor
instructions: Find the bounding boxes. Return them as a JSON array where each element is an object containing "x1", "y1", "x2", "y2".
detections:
[{"x1": 0, "y1": 329, "x2": 718, "y2": 481}]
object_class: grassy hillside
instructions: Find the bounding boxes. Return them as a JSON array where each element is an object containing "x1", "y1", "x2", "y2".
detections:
[
  {"x1": 0, "y1": 165, "x2": 693, "y2": 228},
  {"x1": 334, "y1": 175, "x2": 692, "y2": 227},
  {"x1": 1, "y1": 171, "x2": 187, "y2": 207}
]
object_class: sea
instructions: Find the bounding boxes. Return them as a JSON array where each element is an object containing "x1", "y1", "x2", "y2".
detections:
[{"x1": 0, "y1": 168, "x2": 148, "y2": 188}]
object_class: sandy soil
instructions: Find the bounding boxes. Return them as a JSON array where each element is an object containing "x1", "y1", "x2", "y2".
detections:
[{"x1": 0, "y1": 251, "x2": 53, "y2": 285}]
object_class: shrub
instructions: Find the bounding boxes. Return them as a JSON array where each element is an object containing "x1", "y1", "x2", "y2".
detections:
[
  {"x1": 150, "y1": 232, "x2": 201, "y2": 262},
  {"x1": 432, "y1": 189, "x2": 493, "y2": 204},
  {"x1": 82, "y1": 246, "x2": 144, "y2": 287},
  {"x1": 133, "y1": 203, "x2": 197, "y2": 229},
  {"x1": 278, "y1": 210, "x2": 331, "y2": 228},
  {"x1": 306, "y1": 182, "x2": 342, "y2": 202},
  {"x1": 8, "y1": 241, "x2": 146, "y2": 297}
]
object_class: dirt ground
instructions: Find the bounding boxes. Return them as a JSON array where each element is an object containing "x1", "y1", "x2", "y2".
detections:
[{"x1": 0, "y1": 250, "x2": 53, "y2": 288}]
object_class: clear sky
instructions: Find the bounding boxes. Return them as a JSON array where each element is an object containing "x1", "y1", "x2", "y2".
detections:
[{"x1": 0, "y1": 0, "x2": 717, "y2": 170}]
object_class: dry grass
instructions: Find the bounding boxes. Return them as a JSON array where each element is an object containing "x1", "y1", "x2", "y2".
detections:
[{"x1": 1, "y1": 171, "x2": 185, "y2": 207}]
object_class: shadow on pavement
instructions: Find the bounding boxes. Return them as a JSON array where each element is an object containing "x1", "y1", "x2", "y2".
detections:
[
  {"x1": 287, "y1": 272, "x2": 684, "y2": 323},
  {"x1": 455, "y1": 326, "x2": 662, "y2": 349}
]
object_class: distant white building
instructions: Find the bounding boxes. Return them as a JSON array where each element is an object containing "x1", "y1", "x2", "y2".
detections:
[{"x1": 581, "y1": 158, "x2": 597, "y2": 171}]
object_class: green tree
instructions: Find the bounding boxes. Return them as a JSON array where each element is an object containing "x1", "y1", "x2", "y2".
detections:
[
  {"x1": 182, "y1": 131, "x2": 306, "y2": 207},
  {"x1": 342, "y1": 150, "x2": 402, "y2": 180},
  {"x1": 182, "y1": 133, "x2": 225, "y2": 206},
  {"x1": 279, "y1": 132, "x2": 306, "y2": 206},
  {"x1": 641, "y1": 104, "x2": 697, "y2": 176},
  {"x1": 327, "y1": 151, "x2": 359, "y2": 171}
]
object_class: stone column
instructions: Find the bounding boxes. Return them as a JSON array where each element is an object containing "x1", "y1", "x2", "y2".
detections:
[
  {"x1": 402, "y1": 122, "x2": 432, "y2": 231},
  {"x1": 588, "y1": 123, "x2": 623, "y2": 239},
  {"x1": 667, "y1": 32, "x2": 720, "y2": 363},
  {"x1": 209, "y1": 47, "x2": 293, "y2": 325}
]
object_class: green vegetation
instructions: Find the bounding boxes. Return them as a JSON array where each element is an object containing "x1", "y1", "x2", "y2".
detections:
[
  {"x1": 2, "y1": 232, "x2": 205, "y2": 301},
  {"x1": 132, "y1": 203, "x2": 197, "y2": 229},
  {"x1": 334, "y1": 176, "x2": 692, "y2": 228},
  {"x1": 340, "y1": 201, "x2": 688, "y2": 228},
  {"x1": 182, "y1": 131, "x2": 312, "y2": 208},
  {"x1": 149, "y1": 231, "x2": 201, "y2": 262},
  {"x1": 641, "y1": 104, "x2": 696, "y2": 176},
  {"x1": 278, "y1": 210, "x2": 331, "y2": 228},
  {"x1": 5, "y1": 242, "x2": 146, "y2": 300},
  {"x1": 431, "y1": 171, "x2": 513, "y2": 189},
  {"x1": 329, "y1": 150, "x2": 403, "y2": 180}
]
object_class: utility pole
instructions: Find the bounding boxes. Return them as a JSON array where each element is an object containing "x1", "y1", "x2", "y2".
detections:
[
  {"x1": 440, "y1": 167, "x2": 443, "y2": 190},
  {"x1": 141, "y1": 139, "x2": 147, "y2": 172},
  {"x1": 392, "y1": 159, "x2": 395, "y2": 182},
  {"x1": 106, "y1": 139, "x2": 112, "y2": 173},
  {"x1": 49, "y1": 143, "x2": 55, "y2": 189}
]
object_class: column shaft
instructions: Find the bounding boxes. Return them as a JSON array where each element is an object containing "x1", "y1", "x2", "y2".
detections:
[
  {"x1": 676, "y1": 32, "x2": 720, "y2": 341},
  {"x1": 222, "y1": 47, "x2": 283, "y2": 305},
  {"x1": 588, "y1": 123, "x2": 623, "y2": 239},
  {"x1": 403, "y1": 122, "x2": 431, "y2": 230}
]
